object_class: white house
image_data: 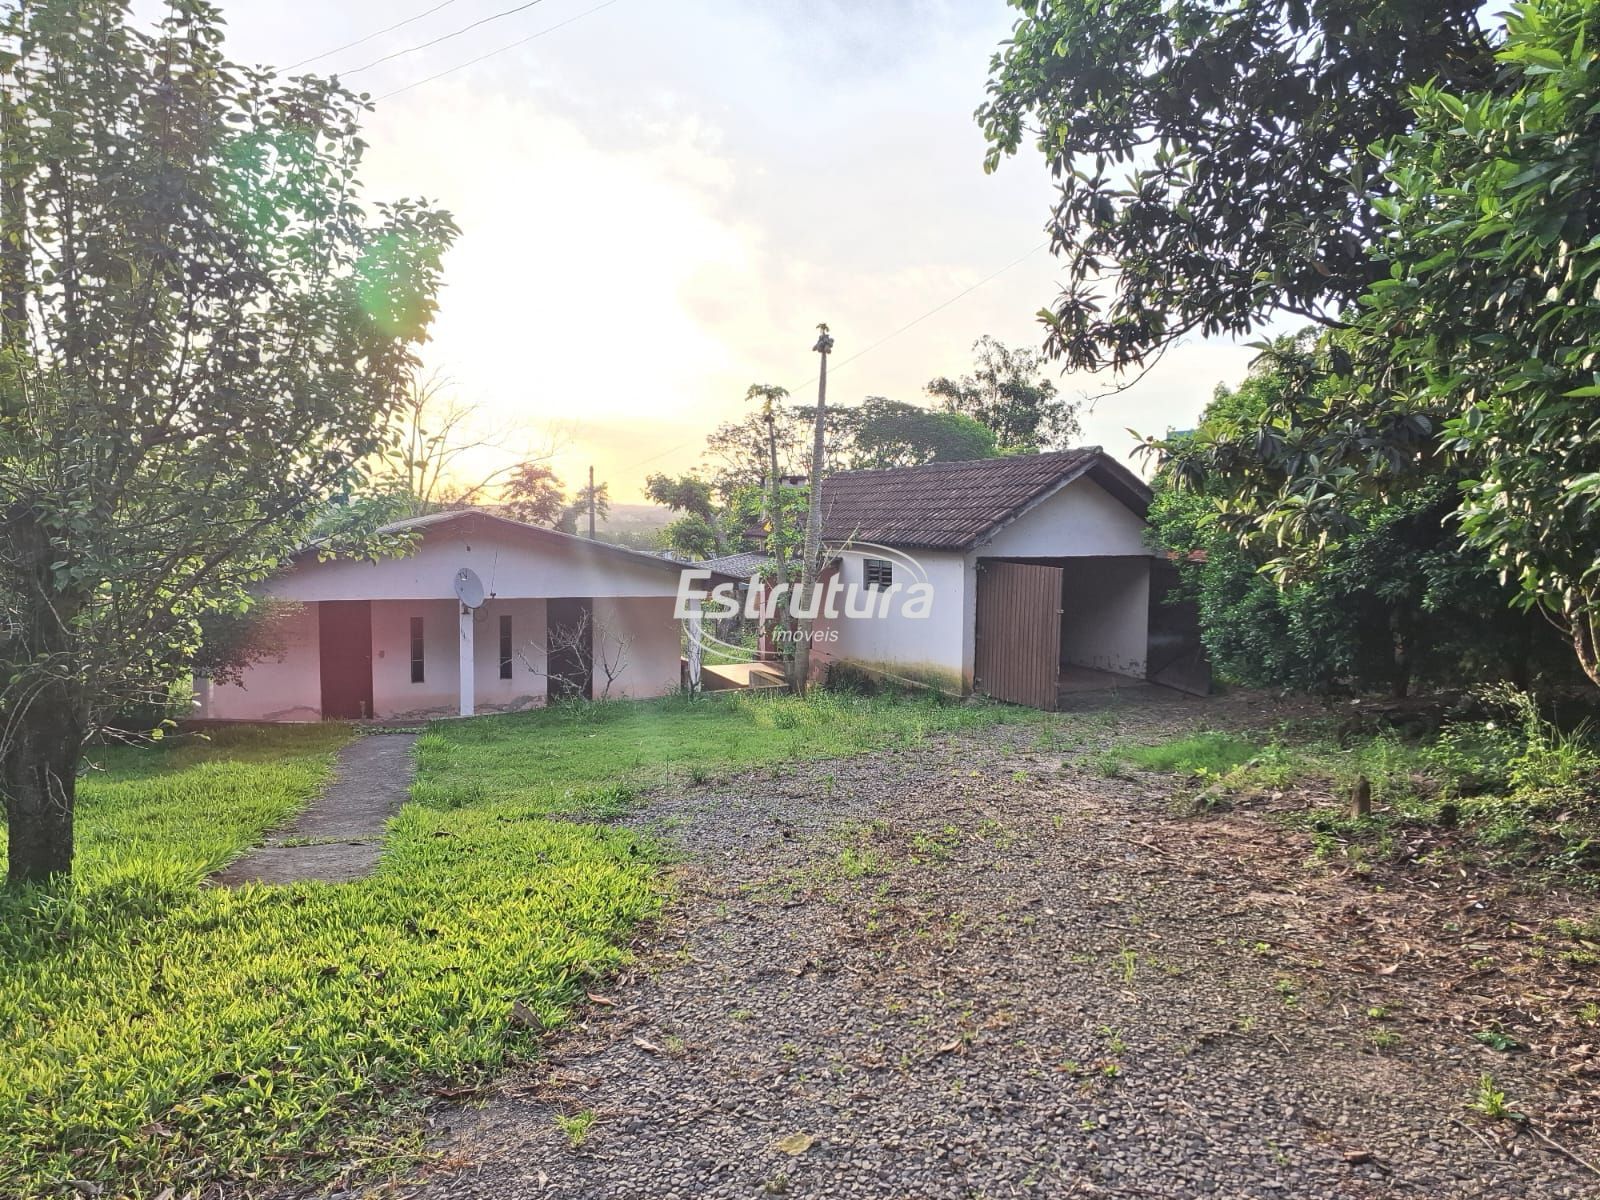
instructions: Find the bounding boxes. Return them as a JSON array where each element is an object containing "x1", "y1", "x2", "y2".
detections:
[
  {"x1": 798, "y1": 448, "x2": 1206, "y2": 709},
  {"x1": 196, "y1": 510, "x2": 703, "y2": 722}
]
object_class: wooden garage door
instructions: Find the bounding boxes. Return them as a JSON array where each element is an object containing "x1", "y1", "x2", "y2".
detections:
[{"x1": 974, "y1": 561, "x2": 1063, "y2": 711}]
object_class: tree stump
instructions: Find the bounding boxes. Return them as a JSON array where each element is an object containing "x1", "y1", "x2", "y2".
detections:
[{"x1": 1351, "y1": 775, "x2": 1372, "y2": 820}]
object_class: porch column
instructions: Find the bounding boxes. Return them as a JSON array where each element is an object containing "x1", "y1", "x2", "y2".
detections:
[{"x1": 459, "y1": 604, "x2": 475, "y2": 717}]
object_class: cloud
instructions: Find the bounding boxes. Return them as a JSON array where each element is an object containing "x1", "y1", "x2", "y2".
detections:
[{"x1": 157, "y1": 0, "x2": 1265, "y2": 498}]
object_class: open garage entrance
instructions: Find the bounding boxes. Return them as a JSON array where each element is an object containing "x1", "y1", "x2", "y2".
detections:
[{"x1": 976, "y1": 555, "x2": 1189, "y2": 710}]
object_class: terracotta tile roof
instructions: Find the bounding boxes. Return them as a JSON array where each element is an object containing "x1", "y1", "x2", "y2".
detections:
[{"x1": 818, "y1": 448, "x2": 1150, "y2": 551}]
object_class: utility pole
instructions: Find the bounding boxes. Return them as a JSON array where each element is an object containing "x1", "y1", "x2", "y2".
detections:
[
  {"x1": 791, "y1": 323, "x2": 833, "y2": 695},
  {"x1": 587, "y1": 464, "x2": 596, "y2": 539}
]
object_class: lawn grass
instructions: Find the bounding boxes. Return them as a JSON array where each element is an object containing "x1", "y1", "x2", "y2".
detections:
[
  {"x1": 411, "y1": 687, "x2": 1037, "y2": 814},
  {"x1": 1111, "y1": 714, "x2": 1600, "y2": 881},
  {"x1": 1116, "y1": 731, "x2": 1259, "y2": 777},
  {"x1": 0, "y1": 688, "x2": 1030, "y2": 1196}
]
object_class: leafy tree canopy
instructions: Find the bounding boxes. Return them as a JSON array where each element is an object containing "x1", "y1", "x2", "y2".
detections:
[
  {"x1": 815, "y1": 397, "x2": 998, "y2": 471},
  {"x1": 500, "y1": 462, "x2": 567, "y2": 528},
  {"x1": 978, "y1": 1, "x2": 1494, "y2": 371},
  {"x1": 1152, "y1": 0, "x2": 1600, "y2": 685},
  {"x1": 1151, "y1": 346, "x2": 1572, "y2": 695},
  {"x1": 0, "y1": 0, "x2": 454, "y2": 881},
  {"x1": 926, "y1": 336, "x2": 1080, "y2": 452}
]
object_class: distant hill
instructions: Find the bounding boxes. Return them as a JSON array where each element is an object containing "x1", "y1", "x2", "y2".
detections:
[{"x1": 597, "y1": 503, "x2": 671, "y2": 550}]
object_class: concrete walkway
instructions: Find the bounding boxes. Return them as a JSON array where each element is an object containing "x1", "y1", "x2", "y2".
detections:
[{"x1": 215, "y1": 732, "x2": 418, "y2": 886}]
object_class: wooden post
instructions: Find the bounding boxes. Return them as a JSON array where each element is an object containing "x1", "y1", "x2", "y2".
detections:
[
  {"x1": 587, "y1": 465, "x2": 596, "y2": 539},
  {"x1": 791, "y1": 323, "x2": 833, "y2": 695}
]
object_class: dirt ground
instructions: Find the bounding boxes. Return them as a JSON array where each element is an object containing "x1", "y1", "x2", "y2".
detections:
[{"x1": 380, "y1": 692, "x2": 1599, "y2": 1200}]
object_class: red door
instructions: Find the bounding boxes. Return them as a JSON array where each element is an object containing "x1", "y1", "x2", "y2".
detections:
[{"x1": 318, "y1": 600, "x2": 374, "y2": 719}]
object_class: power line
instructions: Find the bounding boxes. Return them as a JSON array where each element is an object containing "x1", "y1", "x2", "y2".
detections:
[
  {"x1": 285, "y1": 0, "x2": 464, "y2": 72},
  {"x1": 620, "y1": 241, "x2": 1051, "y2": 473},
  {"x1": 343, "y1": 0, "x2": 552, "y2": 77},
  {"x1": 824, "y1": 242, "x2": 1048, "y2": 382},
  {"x1": 375, "y1": 0, "x2": 625, "y2": 99}
]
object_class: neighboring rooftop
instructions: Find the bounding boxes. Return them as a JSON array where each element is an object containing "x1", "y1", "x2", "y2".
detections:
[
  {"x1": 697, "y1": 550, "x2": 772, "y2": 579},
  {"x1": 818, "y1": 447, "x2": 1150, "y2": 551}
]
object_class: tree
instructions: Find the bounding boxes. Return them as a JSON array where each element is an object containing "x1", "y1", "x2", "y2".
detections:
[
  {"x1": 645, "y1": 471, "x2": 724, "y2": 558},
  {"x1": 0, "y1": 1, "x2": 454, "y2": 883},
  {"x1": 385, "y1": 369, "x2": 553, "y2": 516},
  {"x1": 977, "y1": 2, "x2": 1494, "y2": 371},
  {"x1": 703, "y1": 405, "x2": 810, "y2": 501},
  {"x1": 1150, "y1": 1, "x2": 1600, "y2": 687},
  {"x1": 556, "y1": 477, "x2": 609, "y2": 535},
  {"x1": 926, "y1": 337, "x2": 1080, "y2": 452},
  {"x1": 1359, "y1": 0, "x2": 1600, "y2": 683},
  {"x1": 1151, "y1": 357, "x2": 1569, "y2": 695},
  {"x1": 500, "y1": 462, "x2": 567, "y2": 527},
  {"x1": 830, "y1": 397, "x2": 997, "y2": 470}
]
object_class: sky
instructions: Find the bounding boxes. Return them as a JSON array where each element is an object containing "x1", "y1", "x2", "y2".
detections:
[{"x1": 144, "y1": 0, "x2": 1267, "y2": 502}]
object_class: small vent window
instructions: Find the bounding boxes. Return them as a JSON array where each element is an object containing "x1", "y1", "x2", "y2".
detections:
[
  {"x1": 409, "y1": 617, "x2": 425, "y2": 683},
  {"x1": 499, "y1": 614, "x2": 513, "y2": 680},
  {"x1": 863, "y1": 557, "x2": 893, "y2": 591}
]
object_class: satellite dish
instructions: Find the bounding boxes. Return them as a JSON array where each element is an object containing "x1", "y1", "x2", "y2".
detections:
[{"x1": 453, "y1": 567, "x2": 485, "y2": 609}]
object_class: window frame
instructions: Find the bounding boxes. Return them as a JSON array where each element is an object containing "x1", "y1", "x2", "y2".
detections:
[
  {"x1": 409, "y1": 616, "x2": 425, "y2": 684},
  {"x1": 863, "y1": 557, "x2": 894, "y2": 591},
  {"x1": 498, "y1": 613, "x2": 513, "y2": 680}
]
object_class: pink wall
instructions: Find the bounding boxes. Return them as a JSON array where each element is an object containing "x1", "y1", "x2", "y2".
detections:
[{"x1": 198, "y1": 594, "x2": 683, "y2": 721}]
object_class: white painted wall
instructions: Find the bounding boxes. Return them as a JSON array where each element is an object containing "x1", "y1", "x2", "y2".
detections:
[
  {"x1": 810, "y1": 548, "x2": 972, "y2": 692},
  {"x1": 976, "y1": 476, "x2": 1148, "y2": 559},
  {"x1": 1060, "y1": 557, "x2": 1150, "y2": 678},
  {"x1": 370, "y1": 598, "x2": 456, "y2": 719},
  {"x1": 196, "y1": 602, "x2": 322, "y2": 721},
  {"x1": 366, "y1": 597, "x2": 555, "y2": 720},
  {"x1": 809, "y1": 476, "x2": 1152, "y2": 698}
]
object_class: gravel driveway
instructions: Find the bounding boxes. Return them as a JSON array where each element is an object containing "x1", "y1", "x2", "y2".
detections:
[{"x1": 385, "y1": 695, "x2": 1598, "y2": 1199}]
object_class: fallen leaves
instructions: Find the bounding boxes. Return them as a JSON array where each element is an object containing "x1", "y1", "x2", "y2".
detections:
[{"x1": 772, "y1": 1132, "x2": 815, "y2": 1156}]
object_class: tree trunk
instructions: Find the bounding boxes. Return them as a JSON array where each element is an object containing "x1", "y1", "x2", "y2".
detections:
[
  {"x1": 3, "y1": 691, "x2": 83, "y2": 885},
  {"x1": 1571, "y1": 603, "x2": 1600, "y2": 688},
  {"x1": 763, "y1": 416, "x2": 793, "y2": 685},
  {"x1": 1388, "y1": 608, "x2": 1411, "y2": 700}
]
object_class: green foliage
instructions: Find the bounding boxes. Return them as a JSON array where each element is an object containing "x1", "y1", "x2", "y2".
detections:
[
  {"x1": 924, "y1": 336, "x2": 1080, "y2": 453},
  {"x1": 831, "y1": 396, "x2": 997, "y2": 469},
  {"x1": 1363, "y1": 0, "x2": 1600, "y2": 681},
  {"x1": 1122, "y1": 689, "x2": 1600, "y2": 876},
  {"x1": 0, "y1": 722, "x2": 658, "y2": 1195},
  {"x1": 1151, "y1": 342, "x2": 1569, "y2": 694},
  {"x1": 500, "y1": 461, "x2": 568, "y2": 527},
  {"x1": 1142, "y1": 2, "x2": 1600, "y2": 686},
  {"x1": 0, "y1": 0, "x2": 455, "y2": 880},
  {"x1": 555, "y1": 478, "x2": 610, "y2": 535},
  {"x1": 646, "y1": 472, "x2": 725, "y2": 557},
  {"x1": 1118, "y1": 732, "x2": 1258, "y2": 778},
  {"x1": 977, "y1": 0, "x2": 1493, "y2": 371}
]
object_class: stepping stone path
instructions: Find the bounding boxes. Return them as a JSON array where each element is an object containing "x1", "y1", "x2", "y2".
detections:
[{"x1": 215, "y1": 731, "x2": 417, "y2": 886}]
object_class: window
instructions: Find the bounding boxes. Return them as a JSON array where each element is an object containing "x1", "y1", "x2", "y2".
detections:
[
  {"x1": 409, "y1": 617, "x2": 425, "y2": 683},
  {"x1": 863, "y1": 557, "x2": 893, "y2": 591},
  {"x1": 499, "y1": 614, "x2": 513, "y2": 680}
]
